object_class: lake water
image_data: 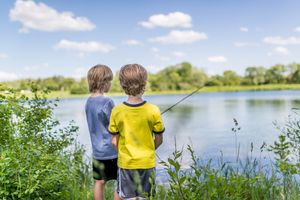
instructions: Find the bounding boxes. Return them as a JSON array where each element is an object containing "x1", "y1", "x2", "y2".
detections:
[{"x1": 54, "y1": 90, "x2": 300, "y2": 180}]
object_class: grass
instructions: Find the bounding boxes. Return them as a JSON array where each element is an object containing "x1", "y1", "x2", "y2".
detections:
[
  {"x1": 43, "y1": 84, "x2": 300, "y2": 99},
  {"x1": 2, "y1": 84, "x2": 300, "y2": 99}
]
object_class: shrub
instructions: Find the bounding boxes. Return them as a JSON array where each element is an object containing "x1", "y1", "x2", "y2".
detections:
[
  {"x1": 70, "y1": 83, "x2": 89, "y2": 95},
  {"x1": 0, "y1": 85, "x2": 92, "y2": 199}
]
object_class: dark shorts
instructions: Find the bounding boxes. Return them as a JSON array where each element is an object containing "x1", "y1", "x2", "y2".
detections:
[
  {"x1": 92, "y1": 158, "x2": 118, "y2": 181},
  {"x1": 117, "y1": 168, "x2": 156, "y2": 199}
]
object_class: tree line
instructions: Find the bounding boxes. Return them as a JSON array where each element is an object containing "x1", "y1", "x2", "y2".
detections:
[{"x1": 1, "y1": 62, "x2": 300, "y2": 94}]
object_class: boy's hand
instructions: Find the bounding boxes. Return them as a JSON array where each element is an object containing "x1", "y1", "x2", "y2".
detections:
[{"x1": 154, "y1": 134, "x2": 163, "y2": 149}]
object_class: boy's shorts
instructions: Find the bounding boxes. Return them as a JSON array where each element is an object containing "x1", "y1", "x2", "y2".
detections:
[
  {"x1": 92, "y1": 158, "x2": 118, "y2": 181},
  {"x1": 117, "y1": 168, "x2": 155, "y2": 199}
]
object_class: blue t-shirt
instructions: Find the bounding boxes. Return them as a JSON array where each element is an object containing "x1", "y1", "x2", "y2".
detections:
[{"x1": 85, "y1": 96, "x2": 117, "y2": 160}]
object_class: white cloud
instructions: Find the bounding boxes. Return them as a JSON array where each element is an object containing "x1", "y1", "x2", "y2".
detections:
[
  {"x1": 155, "y1": 54, "x2": 170, "y2": 62},
  {"x1": 268, "y1": 46, "x2": 289, "y2": 56},
  {"x1": 240, "y1": 27, "x2": 249, "y2": 32},
  {"x1": 295, "y1": 27, "x2": 300, "y2": 32},
  {"x1": 146, "y1": 65, "x2": 165, "y2": 73},
  {"x1": 263, "y1": 36, "x2": 300, "y2": 45},
  {"x1": 0, "y1": 71, "x2": 19, "y2": 81},
  {"x1": 123, "y1": 39, "x2": 142, "y2": 46},
  {"x1": 274, "y1": 47, "x2": 289, "y2": 55},
  {"x1": 208, "y1": 56, "x2": 227, "y2": 63},
  {"x1": 234, "y1": 42, "x2": 259, "y2": 47},
  {"x1": 55, "y1": 39, "x2": 114, "y2": 53},
  {"x1": 139, "y1": 12, "x2": 192, "y2": 29},
  {"x1": 72, "y1": 67, "x2": 88, "y2": 79},
  {"x1": 150, "y1": 30, "x2": 207, "y2": 44},
  {"x1": 0, "y1": 53, "x2": 8, "y2": 59},
  {"x1": 172, "y1": 51, "x2": 185, "y2": 57},
  {"x1": 24, "y1": 63, "x2": 49, "y2": 71},
  {"x1": 10, "y1": 0, "x2": 95, "y2": 32},
  {"x1": 151, "y1": 47, "x2": 159, "y2": 52}
]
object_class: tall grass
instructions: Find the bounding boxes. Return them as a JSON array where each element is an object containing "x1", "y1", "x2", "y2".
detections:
[{"x1": 150, "y1": 118, "x2": 300, "y2": 200}]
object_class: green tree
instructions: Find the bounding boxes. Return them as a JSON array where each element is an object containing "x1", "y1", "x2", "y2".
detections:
[
  {"x1": 70, "y1": 78, "x2": 89, "y2": 94},
  {"x1": 42, "y1": 77, "x2": 60, "y2": 91},
  {"x1": 148, "y1": 62, "x2": 207, "y2": 91},
  {"x1": 265, "y1": 64, "x2": 286, "y2": 84},
  {"x1": 205, "y1": 75, "x2": 223, "y2": 86},
  {"x1": 245, "y1": 66, "x2": 266, "y2": 85},
  {"x1": 61, "y1": 77, "x2": 76, "y2": 91},
  {"x1": 110, "y1": 71, "x2": 123, "y2": 93},
  {"x1": 222, "y1": 70, "x2": 241, "y2": 86},
  {"x1": 291, "y1": 69, "x2": 300, "y2": 83},
  {"x1": 286, "y1": 63, "x2": 300, "y2": 83},
  {"x1": 191, "y1": 68, "x2": 207, "y2": 87},
  {"x1": 177, "y1": 62, "x2": 193, "y2": 82}
]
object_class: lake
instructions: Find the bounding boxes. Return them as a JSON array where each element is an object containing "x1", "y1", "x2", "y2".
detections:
[{"x1": 54, "y1": 90, "x2": 300, "y2": 180}]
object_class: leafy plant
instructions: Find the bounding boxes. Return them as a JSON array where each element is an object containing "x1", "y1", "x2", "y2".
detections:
[
  {"x1": 0, "y1": 84, "x2": 92, "y2": 199},
  {"x1": 153, "y1": 116, "x2": 300, "y2": 200},
  {"x1": 268, "y1": 110, "x2": 300, "y2": 199}
]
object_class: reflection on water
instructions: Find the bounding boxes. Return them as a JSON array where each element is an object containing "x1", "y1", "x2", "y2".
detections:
[
  {"x1": 54, "y1": 90, "x2": 300, "y2": 173},
  {"x1": 246, "y1": 99, "x2": 286, "y2": 107},
  {"x1": 291, "y1": 99, "x2": 300, "y2": 110}
]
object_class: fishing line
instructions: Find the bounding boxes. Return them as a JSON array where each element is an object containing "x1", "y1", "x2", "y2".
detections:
[{"x1": 161, "y1": 86, "x2": 204, "y2": 115}]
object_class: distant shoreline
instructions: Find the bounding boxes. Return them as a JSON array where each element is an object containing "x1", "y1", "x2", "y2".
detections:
[{"x1": 45, "y1": 84, "x2": 300, "y2": 99}]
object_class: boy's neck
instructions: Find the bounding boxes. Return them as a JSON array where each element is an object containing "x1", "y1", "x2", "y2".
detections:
[
  {"x1": 127, "y1": 95, "x2": 143, "y2": 104},
  {"x1": 91, "y1": 92, "x2": 103, "y2": 97}
]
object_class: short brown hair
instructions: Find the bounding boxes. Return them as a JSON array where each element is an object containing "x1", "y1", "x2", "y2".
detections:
[
  {"x1": 119, "y1": 64, "x2": 147, "y2": 96},
  {"x1": 87, "y1": 64, "x2": 113, "y2": 93}
]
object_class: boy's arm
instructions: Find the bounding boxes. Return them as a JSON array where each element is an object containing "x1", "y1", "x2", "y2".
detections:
[
  {"x1": 154, "y1": 134, "x2": 163, "y2": 149},
  {"x1": 108, "y1": 105, "x2": 119, "y2": 151},
  {"x1": 111, "y1": 135, "x2": 119, "y2": 152},
  {"x1": 152, "y1": 106, "x2": 165, "y2": 149}
]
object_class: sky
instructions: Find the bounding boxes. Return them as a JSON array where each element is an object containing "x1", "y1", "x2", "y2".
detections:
[{"x1": 1, "y1": 0, "x2": 300, "y2": 81}]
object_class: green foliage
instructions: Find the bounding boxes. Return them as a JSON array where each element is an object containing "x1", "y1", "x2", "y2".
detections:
[
  {"x1": 245, "y1": 66, "x2": 267, "y2": 85},
  {"x1": 267, "y1": 111, "x2": 300, "y2": 199},
  {"x1": 110, "y1": 72, "x2": 123, "y2": 93},
  {"x1": 205, "y1": 75, "x2": 223, "y2": 86},
  {"x1": 291, "y1": 69, "x2": 300, "y2": 83},
  {"x1": 149, "y1": 62, "x2": 207, "y2": 91},
  {"x1": 265, "y1": 65, "x2": 286, "y2": 84},
  {"x1": 0, "y1": 85, "x2": 92, "y2": 199},
  {"x1": 3, "y1": 62, "x2": 300, "y2": 94},
  {"x1": 151, "y1": 116, "x2": 300, "y2": 200},
  {"x1": 70, "y1": 78, "x2": 89, "y2": 94},
  {"x1": 269, "y1": 111, "x2": 300, "y2": 176},
  {"x1": 155, "y1": 144, "x2": 289, "y2": 200},
  {"x1": 222, "y1": 70, "x2": 241, "y2": 86}
]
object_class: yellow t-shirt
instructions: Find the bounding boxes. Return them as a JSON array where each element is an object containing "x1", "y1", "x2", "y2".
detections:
[{"x1": 108, "y1": 101, "x2": 165, "y2": 169}]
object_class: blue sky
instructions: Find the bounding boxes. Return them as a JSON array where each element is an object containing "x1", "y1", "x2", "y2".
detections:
[{"x1": 1, "y1": 0, "x2": 300, "y2": 80}]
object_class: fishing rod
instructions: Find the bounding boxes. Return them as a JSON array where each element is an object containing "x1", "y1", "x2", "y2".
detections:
[{"x1": 161, "y1": 86, "x2": 204, "y2": 115}]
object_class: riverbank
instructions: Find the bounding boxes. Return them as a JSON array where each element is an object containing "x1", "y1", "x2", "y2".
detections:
[{"x1": 45, "y1": 84, "x2": 300, "y2": 98}]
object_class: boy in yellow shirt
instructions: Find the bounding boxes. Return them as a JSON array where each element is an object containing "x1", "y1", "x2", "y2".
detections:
[{"x1": 109, "y1": 64, "x2": 165, "y2": 199}]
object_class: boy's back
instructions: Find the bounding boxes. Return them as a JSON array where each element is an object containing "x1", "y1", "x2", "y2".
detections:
[
  {"x1": 85, "y1": 64, "x2": 120, "y2": 200},
  {"x1": 85, "y1": 96, "x2": 117, "y2": 160},
  {"x1": 109, "y1": 64, "x2": 165, "y2": 199},
  {"x1": 109, "y1": 101, "x2": 164, "y2": 169}
]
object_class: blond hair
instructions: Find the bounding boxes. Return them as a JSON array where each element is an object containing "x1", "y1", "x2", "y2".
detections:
[
  {"x1": 87, "y1": 64, "x2": 113, "y2": 93},
  {"x1": 119, "y1": 64, "x2": 147, "y2": 96}
]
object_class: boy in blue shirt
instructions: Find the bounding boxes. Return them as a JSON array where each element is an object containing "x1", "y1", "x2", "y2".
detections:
[{"x1": 85, "y1": 64, "x2": 120, "y2": 200}]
